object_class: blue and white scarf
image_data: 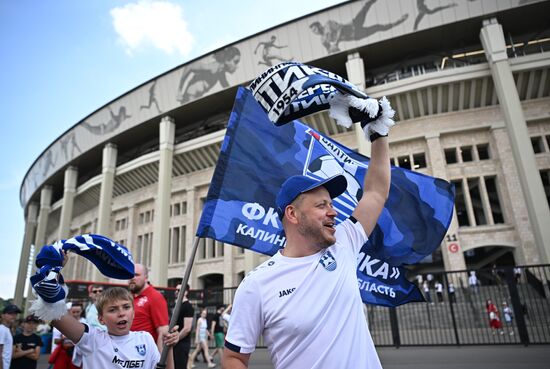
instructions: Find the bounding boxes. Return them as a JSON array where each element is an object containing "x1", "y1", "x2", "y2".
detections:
[
  {"x1": 248, "y1": 61, "x2": 394, "y2": 133},
  {"x1": 30, "y1": 234, "x2": 134, "y2": 320}
]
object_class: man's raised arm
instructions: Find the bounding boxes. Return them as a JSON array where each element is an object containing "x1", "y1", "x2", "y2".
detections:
[{"x1": 352, "y1": 136, "x2": 391, "y2": 236}]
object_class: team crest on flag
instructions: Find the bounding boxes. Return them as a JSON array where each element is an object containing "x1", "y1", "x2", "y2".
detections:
[{"x1": 135, "y1": 344, "x2": 146, "y2": 356}]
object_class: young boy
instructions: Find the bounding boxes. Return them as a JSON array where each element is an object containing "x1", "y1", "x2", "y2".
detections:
[
  {"x1": 52, "y1": 287, "x2": 179, "y2": 369},
  {"x1": 11, "y1": 315, "x2": 42, "y2": 369}
]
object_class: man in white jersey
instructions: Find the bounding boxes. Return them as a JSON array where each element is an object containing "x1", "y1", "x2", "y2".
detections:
[{"x1": 223, "y1": 130, "x2": 391, "y2": 369}]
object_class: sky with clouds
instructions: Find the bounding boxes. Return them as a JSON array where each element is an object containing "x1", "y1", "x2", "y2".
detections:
[{"x1": 0, "y1": 0, "x2": 347, "y2": 300}]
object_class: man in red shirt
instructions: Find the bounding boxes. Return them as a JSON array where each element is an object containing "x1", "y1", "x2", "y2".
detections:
[{"x1": 129, "y1": 263, "x2": 170, "y2": 351}]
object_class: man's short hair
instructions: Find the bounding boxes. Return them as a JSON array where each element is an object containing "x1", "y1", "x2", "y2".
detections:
[
  {"x1": 70, "y1": 302, "x2": 83, "y2": 309},
  {"x1": 96, "y1": 287, "x2": 133, "y2": 316},
  {"x1": 88, "y1": 284, "x2": 103, "y2": 294}
]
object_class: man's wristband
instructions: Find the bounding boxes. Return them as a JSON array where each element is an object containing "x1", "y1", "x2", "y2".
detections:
[{"x1": 369, "y1": 132, "x2": 388, "y2": 142}]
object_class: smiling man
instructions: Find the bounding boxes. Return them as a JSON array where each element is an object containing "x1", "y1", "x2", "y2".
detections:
[{"x1": 223, "y1": 129, "x2": 391, "y2": 369}]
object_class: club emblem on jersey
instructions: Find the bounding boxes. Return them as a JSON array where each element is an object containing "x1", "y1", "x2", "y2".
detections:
[
  {"x1": 319, "y1": 250, "x2": 337, "y2": 271},
  {"x1": 135, "y1": 344, "x2": 146, "y2": 356}
]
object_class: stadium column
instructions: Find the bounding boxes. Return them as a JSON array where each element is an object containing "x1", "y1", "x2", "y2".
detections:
[
  {"x1": 491, "y1": 124, "x2": 535, "y2": 265},
  {"x1": 25, "y1": 186, "x2": 52, "y2": 312},
  {"x1": 425, "y1": 133, "x2": 467, "y2": 273},
  {"x1": 14, "y1": 202, "x2": 38, "y2": 308},
  {"x1": 126, "y1": 205, "x2": 136, "y2": 254},
  {"x1": 150, "y1": 116, "x2": 175, "y2": 286},
  {"x1": 186, "y1": 187, "x2": 197, "y2": 287},
  {"x1": 345, "y1": 52, "x2": 370, "y2": 156},
  {"x1": 58, "y1": 166, "x2": 78, "y2": 239},
  {"x1": 223, "y1": 243, "x2": 234, "y2": 293},
  {"x1": 95, "y1": 143, "x2": 117, "y2": 282},
  {"x1": 481, "y1": 19, "x2": 550, "y2": 263}
]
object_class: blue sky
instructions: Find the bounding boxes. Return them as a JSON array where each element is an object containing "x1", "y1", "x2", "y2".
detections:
[{"x1": 0, "y1": 0, "x2": 346, "y2": 300}]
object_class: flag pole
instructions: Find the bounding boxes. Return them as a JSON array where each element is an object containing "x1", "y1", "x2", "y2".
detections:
[{"x1": 156, "y1": 236, "x2": 201, "y2": 369}]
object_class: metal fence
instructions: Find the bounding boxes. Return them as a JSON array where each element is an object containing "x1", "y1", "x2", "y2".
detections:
[{"x1": 194, "y1": 265, "x2": 550, "y2": 347}]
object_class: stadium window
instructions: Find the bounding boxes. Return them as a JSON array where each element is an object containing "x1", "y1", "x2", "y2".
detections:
[
  {"x1": 115, "y1": 220, "x2": 120, "y2": 231},
  {"x1": 180, "y1": 226, "x2": 186, "y2": 262},
  {"x1": 484, "y1": 176, "x2": 504, "y2": 224},
  {"x1": 145, "y1": 211, "x2": 150, "y2": 223},
  {"x1": 168, "y1": 228, "x2": 172, "y2": 263},
  {"x1": 207, "y1": 239, "x2": 215, "y2": 258},
  {"x1": 546, "y1": 135, "x2": 550, "y2": 151},
  {"x1": 173, "y1": 203, "x2": 180, "y2": 216},
  {"x1": 182, "y1": 201, "x2": 187, "y2": 214},
  {"x1": 122, "y1": 218, "x2": 127, "y2": 229},
  {"x1": 172, "y1": 227, "x2": 180, "y2": 263},
  {"x1": 139, "y1": 213, "x2": 144, "y2": 224},
  {"x1": 461, "y1": 146, "x2": 473, "y2": 162},
  {"x1": 147, "y1": 233, "x2": 153, "y2": 266},
  {"x1": 540, "y1": 170, "x2": 550, "y2": 208},
  {"x1": 216, "y1": 241, "x2": 224, "y2": 258},
  {"x1": 412, "y1": 153, "x2": 426, "y2": 169},
  {"x1": 198, "y1": 238, "x2": 206, "y2": 259},
  {"x1": 452, "y1": 180, "x2": 470, "y2": 226},
  {"x1": 531, "y1": 136, "x2": 544, "y2": 153},
  {"x1": 476, "y1": 144, "x2": 490, "y2": 160},
  {"x1": 445, "y1": 148, "x2": 458, "y2": 164},
  {"x1": 136, "y1": 235, "x2": 143, "y2": 262},
  {"x1": 467, "y1": 178, "x2": 487, "y2": 225},
  {"x1": 397, "y1": 155, "x2": 411, "y2": 169}
]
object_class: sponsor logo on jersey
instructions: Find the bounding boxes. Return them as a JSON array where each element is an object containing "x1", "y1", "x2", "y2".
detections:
[
  {"x1": 136, "y1": 296, "x2": 148, "y2": 307},
  {"x1": 319, "y1": 250, "x2": 337, "y2": 271},
  {"x1": 135, "y1": 344, "x2": 146, "y2": 356},
  {"x1": 278, "y1": 287, "x2": 296, "y2": 298},
  {"x1": 112, "y1": 355, "x2": 145, "y2": 368}
]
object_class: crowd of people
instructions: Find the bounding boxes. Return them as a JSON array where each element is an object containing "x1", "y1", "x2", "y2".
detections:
[{"x1": 0, "y1": 262, "x2": 232, "y2": 369}]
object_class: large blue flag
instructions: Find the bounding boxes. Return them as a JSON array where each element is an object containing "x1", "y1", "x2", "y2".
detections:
[{"x1": 197, "y1": 87, "x2": 454, "y2": 307}]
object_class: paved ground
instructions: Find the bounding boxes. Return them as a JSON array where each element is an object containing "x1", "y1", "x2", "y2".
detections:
[{"x1": 37, "y1": 345, "x2": 549, "y2": 368}]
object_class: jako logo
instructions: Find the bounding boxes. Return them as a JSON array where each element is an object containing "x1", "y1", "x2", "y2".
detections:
[
  {"x1": 319, "y1": 250, "x2": 337, "y2": 271},
  {"x1": 278, "y1": 288, "x2": 296, "y2": 298}
]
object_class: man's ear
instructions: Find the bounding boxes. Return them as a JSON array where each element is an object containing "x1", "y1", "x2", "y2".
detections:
[
  {"x1": 285, "y1": 205, "x2": 300, "y2": 225},
  {"x1": 98, "y1": 314, "x2": 105, "y2": 325}
]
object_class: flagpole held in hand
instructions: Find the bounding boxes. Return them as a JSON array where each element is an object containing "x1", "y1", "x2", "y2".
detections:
[{"x1": 156, "y1": 236, "x2": 201, "y2": 369}]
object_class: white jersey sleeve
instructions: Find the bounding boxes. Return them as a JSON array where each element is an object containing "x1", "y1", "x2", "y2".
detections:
[
  {"x1": 224, "y1": 275, "x2": 263, "y2": 354},
  {"x1": 334, "y1": 216, "x2": 369, "y2": 255}
]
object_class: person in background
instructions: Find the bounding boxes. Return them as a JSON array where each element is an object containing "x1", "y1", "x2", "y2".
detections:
[
  {"x1": 468, "y1": 271, "x2": 479, "y2": 294},
  {"x1": 0, "y1": 304, "x2": 21, "y2": 369},
  {"x1": 210, "y1": 306, "x2": 226, "y2": 363},
  {"x1": 448, "y1": 282, "x2": 456, "y2": 303},
  {"x1": 502, "y1": 302, "x2": 514, "y2": 335},
  {"x1": 129, "y1": 263, "x2": 172, "y2": 369},
  {"x1": 173, "y1": 284, "x2": 194, "y2": 369},
  {"x1": 188, "y1": 309, "x2": 216, "y2": 368},
  {"x1": 486, "y1": 299, "x2": 504, "y2": 335},
  {"x1": 435, "y1": 281, "x2": 444, "y2": 303},
  {"x1": 85, "y1": 285, "x2": 106, "y2": 330},
  {"x1": 10, "y1": 315, "x2": 42, "y2": 369}
]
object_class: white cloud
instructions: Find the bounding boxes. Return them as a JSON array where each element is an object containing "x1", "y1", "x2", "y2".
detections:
[{"x1": 110, "y1": 0, "x2": 194, "y2": 56}]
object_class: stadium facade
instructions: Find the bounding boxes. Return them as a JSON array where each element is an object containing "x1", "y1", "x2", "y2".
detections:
[{"x1": 15, "y1": 0, "x2": 550, "y2": 307}]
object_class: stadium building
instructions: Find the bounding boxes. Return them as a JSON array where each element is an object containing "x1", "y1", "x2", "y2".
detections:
[{"x1": 15, "y1": 0, "x2": 550, "y2": 309}]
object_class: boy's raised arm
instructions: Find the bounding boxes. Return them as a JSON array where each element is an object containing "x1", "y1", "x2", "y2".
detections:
[{"x1": 52, "y1": 315, "x2": 85, "y2": 344}]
